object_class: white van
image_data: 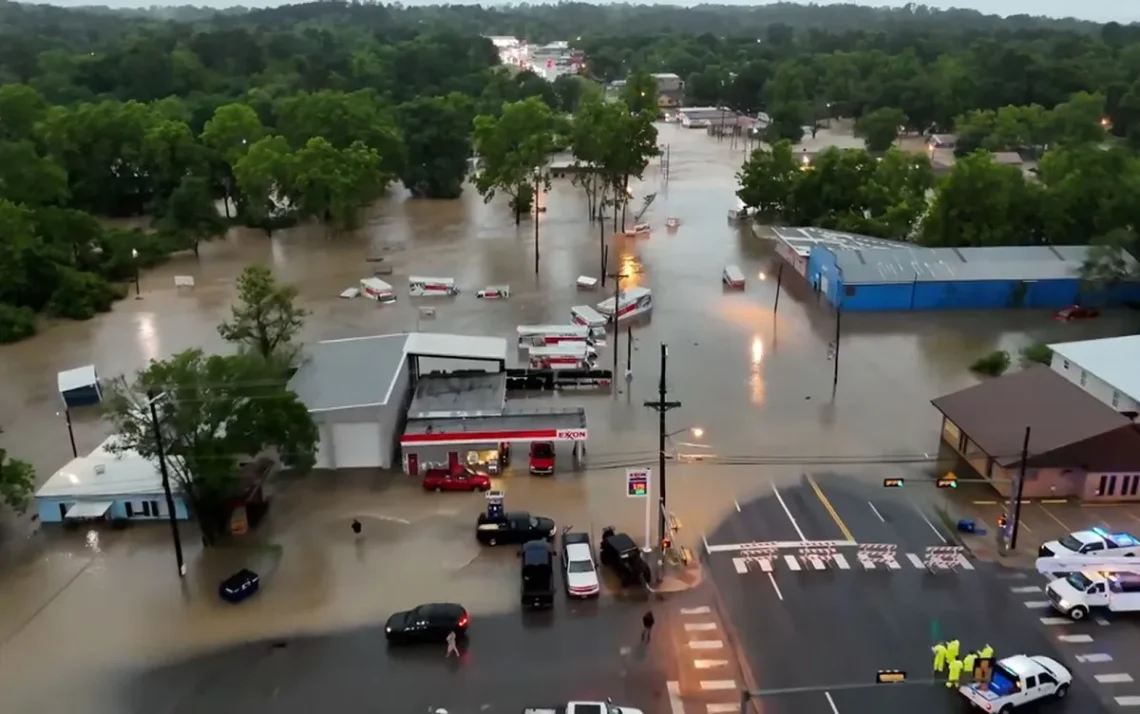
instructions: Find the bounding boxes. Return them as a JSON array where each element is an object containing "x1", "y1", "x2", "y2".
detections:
[
  {"x1": 722, "y1": 265, "x2": 745, "y2": 289},
  {"x1": 596, "y1": 286, "x2": 653, "y2": 321},
  {"x1": 570, "y1": 305, "x2": 608, "y2": 336},
  {"x1": 517, "y1": 325, "x2": 594, "y2": 349},
  {"x1": 409, "y1": 276, "x2": 459, "y2": 297},
  {"x1": 529, "y1": 343, "x2": 597, "y2": 369},
  {"x1": 360, "y1": 277, "x2": 396, "y2": 302}
]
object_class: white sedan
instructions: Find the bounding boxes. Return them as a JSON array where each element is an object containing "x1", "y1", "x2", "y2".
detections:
[{"x1": 562, "y1": 535, "x2": 600, "y2": 598}]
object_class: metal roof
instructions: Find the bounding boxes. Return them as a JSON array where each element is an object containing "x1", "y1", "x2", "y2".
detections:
[
  {"x1": 404, "y1": 333, "x2": 507, "y2": 363},
  {"x1": 772, "y1": 226, "x2": 905, "y2": 258},
  {"x1": 832, "y1": 245, "x2": 1095, "y2": 284},
  {"x1": 403, "y1": 407, "x2": 586, "y2": 436},
  {"x1": 57, "y1": 364, "x2": 98, "y2": 393},
  {"x1": 37, "y1": 436, "x2": 172, "y2": 498},
  {"x1": 289, "y1": 334, "x2": 409, "y2": 411},
  {"x1": 408, "y1": 373, "x2": 507, "y2": 419},
  {"x1": 1049, "y1": 335, "x2": 1140, "y2": 404}
]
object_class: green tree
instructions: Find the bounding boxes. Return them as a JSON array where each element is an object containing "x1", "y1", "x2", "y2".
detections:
[
  {"x1": 1020, "y1": 343, "x2": 1053, "y2": 366},
  {"x1": 765, "y1": 103, "x2": 807, "y2": 143},
  {"x1": 855, "y1": 107, "x2": 907, "y2": 152},
  {"x1": 551, "y1": 74, "x2": 585, "y2": 113},
  {"x1": 622, "y1": 69, "x2": 659, "y2": 116},
  {"x1": 0, "y1": 448, "x2": 35, "y2": 514},
  {"x1": 233, "y1": 134, "x2": 295, "y2": 234},
  {"x1": 103, "y1": 349, "x2": 318, "y2": 544},
  {"x1": 1079, "y1": 229, "x2": 1140, "y2": 289},
  {"x1": 396, "y1": 94, "x2": 474, "y2": 199},
  {"x1": 0, "y1": 141, "x2": 69, "y2": 206},
  {"x1": 289, "y1": 137, "x2": 391, "y2": 232},
  {"x1": 571, "y1": 95, "x2": 623, "y2": 222},
  {"x1": 919, "y1": 152, "x2": 1042, "y2": 248},
  {"x1": 200, "y1": 103, "x2": 264, "y2": 216},
  {"x1": 157, "y1": 175, "x2": 227, "y2": 256},
  {"x1": 1037, "y1": 144, "x2": 1140, "y2": 245},
  {"x1": 736, "y1": 139, "x2": 801, "y2": 218},
  {"x1": 1050, "y1": 91, "x2": 1107, "y2": 145},
  {"x1": 0, "y1": 304, "x2": 36, "y2": 344},
  {"x1": 970, "y1": 350, "x2": 1011, "y2": 377},
  {"x1": 217, "y1": 264, "x2": 308, "y2": 365},
  {"x1": 0, "y1": 84, "x2": 48, "y2": 142},
  {"x1": 473, "y1": 97, "x2": 556, "y2": 224}
]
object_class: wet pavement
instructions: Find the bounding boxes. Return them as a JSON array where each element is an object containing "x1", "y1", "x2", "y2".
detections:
[{"x1": 2, "y1": 123, "x2": 1140, "y2": 712}]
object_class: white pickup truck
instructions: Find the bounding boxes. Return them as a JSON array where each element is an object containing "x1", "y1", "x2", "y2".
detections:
[
  {"x1": 959, "y1": 655, "x2": 1071, "y2": 712},
  {"x1": 524, "y1": 701, "x2": 644, "y2": 714},
  {"x1": 1046, "y1": 570, "x2": 1140, "y2": 620},
  {"x1": 1040, "y1": 527, "x2": 1140, "y2": 558}
]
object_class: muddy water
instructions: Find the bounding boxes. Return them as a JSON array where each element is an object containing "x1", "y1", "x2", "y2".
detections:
[{"x1": 1, "y1": 124, "x2": 1138, "y2": 713}]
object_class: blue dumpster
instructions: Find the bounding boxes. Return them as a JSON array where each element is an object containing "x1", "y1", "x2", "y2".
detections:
[{"x1": 957, "y1": 519, "x2": 976, "y2": 534}]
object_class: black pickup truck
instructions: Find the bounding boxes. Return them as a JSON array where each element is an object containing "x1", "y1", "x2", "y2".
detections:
[{"x1": 521, "y1": 539, "x2": 555, "y2": 609}]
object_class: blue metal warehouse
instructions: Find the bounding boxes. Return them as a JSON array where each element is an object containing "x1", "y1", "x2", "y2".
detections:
[{"x1": 771, "y1": 227, "x2": 1140, "y2": 311}]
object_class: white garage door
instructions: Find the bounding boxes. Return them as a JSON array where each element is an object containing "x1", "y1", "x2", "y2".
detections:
[
  {"x1": 314, "y1": 424, "x2": 333, "y2": 469},
  {"x1": 331, "y1": 422, "x2": 382, "y2": 468}
]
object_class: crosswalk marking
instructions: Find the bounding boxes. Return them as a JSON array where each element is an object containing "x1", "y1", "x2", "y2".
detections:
[
  {"x1": 685, "y1": 623, "x2": 718, "y2": 632},
  {"x1": 1077, "y1": 653, "x2": 1114, "y2": 663},
  {"x1": 784, "y1": 554, "x2": 801, "y2": 571},
  {"x1": 808, "y1": 555, "x2": 826, "y2": 571},
  {"x1": 729, "y1": 551, "x2": 972, "y2": 574},
  {"x1": 833, "y1": 553, "x2": 850, "y2": 570},
  {"x1": 689, "y1": 640, "x2": 725, "y2": 650},
  {"x1": 906, "y1": 553, "x2": 924, "y2": 569},
  {"x1": 707, "y1": 705, "x2": 738, "y2": 714},
  {"x1": 681, "y1": 607, "x2": 711, "y2": 615},
  {"x1": 1041, "y1": 617, "x2": 1071, "y2": 626},
  {"x1": 733, "y1": 558, "x2": 747, "y2": 574},
  {"x1": 957, "y1": 558, "x2": 975, "y2": 570},
  {"x1": 694, "y1": 659, "x2": 729, "y2": 669},
  {"x1": 700, "y1": 681, "x2": 737, "y2": 690},
  {"x1": 1059, "y1": 634, "x2": 1094, "y2": 643},
  {"x1": 1095, "y1": 673, "x2": 1134, "y2": 684}
]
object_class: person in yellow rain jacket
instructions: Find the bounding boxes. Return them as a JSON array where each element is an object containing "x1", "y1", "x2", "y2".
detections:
[
  {"x1": 947, "y1": 639, "x2": 961, "y2": 662},
  {"x1": 963, "y1": 651, "x2": 978, "y2": 679},
  {"x1": 947, "y1": 658, "x2": 964, "y2": 689},
  {"x1": 933, "y1": 642, "x2": 948, "y2": 673},
  {"x1": 979, "y1": 644, "x2": 994, "y2": 660}
]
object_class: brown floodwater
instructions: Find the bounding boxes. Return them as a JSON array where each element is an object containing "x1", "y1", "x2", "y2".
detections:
[{"x1": 0, "y1": 123, "x2": 1137, "y2": 713}]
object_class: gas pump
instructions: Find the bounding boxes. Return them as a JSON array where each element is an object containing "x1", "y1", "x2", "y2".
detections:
[{"x1": 485, "y1": 490, "x2": 505, "y2": 520}]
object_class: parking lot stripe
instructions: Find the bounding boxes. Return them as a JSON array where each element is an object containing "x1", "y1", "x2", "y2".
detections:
[
  {"x1": 694, "y1": 659, "x2": 729, "y2": 669},
  {"x1": 700, "y1": 681, "x2": 737, "y2": 690},
  {"x1": 685, "y1": 623, "x2": 718, "y2": 632},
  {"x1": 681, "y1": 607, "x2": 711, "y2": 615},
  {"x1": 667, "y1": 681, "x2": 685, "y2": 714},
  {"x1": 906, "y1": 553, "x2": 924, "y2": 569},
  {"x1": 1012, "y1": 586, "x2": 1043, "y2": 593},
  {"x1": 1095, "y1": 674, "x2": 1134, "y2": 684},
  {"x1": 1059, "y1": 634, "x2": 1095, "y2": 643},
  {"x1": 784, "y1": 554, "x2": 801, "y2": 571},
  {"x1": 1116, "y1": 696, "x2": 1140, "y2": 706},
  {"x1": 1023, "y1": 601, "x2": 1051, "y2": 608},
  {"x1": 833, "y1": 553, "x2": 850, "y2": 570},
  {"x1": 1040, "y1": 617, "x2": 1071, "y2": 626},
  {"x1": 1076, "y1": 653, "x2": 1114, "y2": 663},
  {"x1": 689, "y1": 640, "x2": 725, "y2": 650},
  {"x1": 707, "y1": 705, "x2": 738, "y2": 714}
]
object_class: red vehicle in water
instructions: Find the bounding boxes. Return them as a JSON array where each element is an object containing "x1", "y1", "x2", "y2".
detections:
[
  {"x1": 422, "y1": 465, "x2": 492, "y2": 492},
  {"x1": 1054, "y1": 305, "x2": 1100, "y2": 321},
  {"x1": 529, "y1": 442, "x2": 555, "y2": 475}
]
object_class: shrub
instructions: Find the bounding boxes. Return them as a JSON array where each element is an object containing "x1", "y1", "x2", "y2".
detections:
[
  {"x1": 970, "y1": 350, "x2": 1012, "y2": 377},
  {"x1": 0, "y1": 303, "x2": 36, "y2": 344},
  {"x1": 1020, "y1": 342, "x2": 1053, "y2": 366},
  {"x1": 47, "y1": 268, "x2": 122, "y2": 320}
]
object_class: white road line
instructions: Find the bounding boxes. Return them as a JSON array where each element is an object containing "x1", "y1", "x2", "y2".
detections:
[
  {"x1": 886, "y1": 557, "x2": 901, "y2": 570},
  {"x1": 681, "y1": 606, "x2": 711, "y2": 615},
  {"x1": 755, "y1": 558, "x2": 773, "y2": 572},
  {"x1": 1116, "y1": 696, "x2": 1140, "y2": 706},
  {"x1": 1095, "y1": 617, "x2": 1110, "y2": 626},
  {"x1": 703, "y1": 534, "x2": 710, "y2": 554},
  {"x1": 733, "y1": 558, "x2": 747, "y2": 574},
  {"x1": 1040, "y1": 617, "x2": 1071, "y2": 626},
  {"x1": 808, "y1": 555, "x2": 827, "y2": 571},
  {"x1": 867, "y1": 501, "x2": 886, "y2": 523},
  {"x1": 913, "y1": 503, "x2": 948, "y2": 544},
  {"x1": 858, "y1": 556, "x2": 875, "y2": 570},
  {"x1": 685, "y1": 623, "x2": 718, "y2": 632},
  {"x1": 906, "y1": 553, "x2": 925, "y2": 569},
  {"x1": 784, "y1": 554, "x2": 801, "y2": 571},
  {"x1": 957, "y1": 558, "x2": 975, "y2": 570},
  {"x1": 708, "y1": 705, "x2": 738, "y2": 714},
  {"x1": 1076, "y1": 653, "x2": 1114, "y2": 663},
  {"x1": 1023, "y1": 601, "x2": 1051, "y2": 608},
  {"x1": 767, "y1": 573, "x2": 784, "y2": 601},
  {"x1": 689, "y1": 640, "x2": 725, "y2": 650},
  {"x1": 825, "y1": 691, "x2": 841, "y2": 714},
  {"x1": 667, "y1": 681, "x2": 685, "y2": 714},
  {"x1": 771, "y1": 484, "x2": 807, "y2": 542},
  {"x1": 1059, "y1": 634, "x2": 1094, "y2": 643},
  {"x1": 694, "y1": 659, "x2": 729, "y2": 669},
  {"x1": 733, "y1": 498, "x2": 741, "y2": 513},
  {"x1": 700, "y1": 681, "x2": 737, "y2": 690},
  {"x1": 1011, "y1": 586, "x2": 1043, "y2": 593},
  {"x1": 1095, "y1": 674, "x2": 1134, "y2": 684},
  {"x1": 833, "y1": 553, "x2": 850, "y2": 570}
]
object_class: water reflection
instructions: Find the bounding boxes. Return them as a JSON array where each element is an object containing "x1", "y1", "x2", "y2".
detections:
[
  {"x1": 136, "y1": 312, "x2": 160, "y2": 364},
  {"x1": 750, "y1": 334, "x2": 765, "y2": 405},
  {"x1": 620, "y1": 251, "x2": 644, "y2": 286}
]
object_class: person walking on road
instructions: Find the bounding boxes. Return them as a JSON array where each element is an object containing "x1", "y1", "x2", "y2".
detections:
[
  {"x1": 947, "y1": 657, "x2": 964, "y2": 689},
  {"x1": 932, "y1": 642, "x2": 948, "y2": 674},
  {"x1": 446, "y1": 630, "x2": 460, "y2": 658},
  {"x1": 351, "y1": 519, "x2": 362, "y2": 535},
  {"x1": 641, "y1": 611, "x2": 655, "y2": 642}
]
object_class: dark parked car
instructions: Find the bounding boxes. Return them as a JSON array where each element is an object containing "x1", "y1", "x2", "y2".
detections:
[
  {"x1": 476, "y1": 511, "x2": 556, "y2": 546},
  {"x1": 219, "y1": 568, "x2": 260, "y2": 604},
  {"x1": 521, "y1": 540, "x2": 556, "y2": 609},
  {"x1": 599, "y1": 526, "x2": 650, "y2": 587},
  {"x1": 385, "y1": 602, "x2": 469, "y2": 645}
]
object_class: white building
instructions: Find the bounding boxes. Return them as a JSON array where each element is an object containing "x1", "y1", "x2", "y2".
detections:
[{"x1": 1048, "y1": 335, "x2": 1140, "y2": 414}]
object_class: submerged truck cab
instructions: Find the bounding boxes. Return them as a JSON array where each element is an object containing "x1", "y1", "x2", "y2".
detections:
[{"x1": 529, "y1": 441, "x2": 555, "y2": 475}]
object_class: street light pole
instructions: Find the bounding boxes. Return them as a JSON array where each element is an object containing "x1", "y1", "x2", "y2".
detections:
[
  {"x1": 63, "y1": 408, "x2": 77, "y2": 458},
  {"x1": 131, "y1": 248, "x2": 141, "y2": 298},
  {"x1": 146, "y1": 389, "x2": 185, "y2": 577},
  {"x1": 605, "y1": 270, "x2": 628, "y2": 381},
  {"x1": 644, "y1": 343, "x2": 681, "y2": 577},
  {"x1": 534, "y1": 171, "x2": 541, "y2": 275}
]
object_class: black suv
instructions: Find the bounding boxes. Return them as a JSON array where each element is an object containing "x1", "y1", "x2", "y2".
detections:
[
  {"x1": 476, "y1": 511, "x2": 556, "y2": 546},
  {"x1": 385, "y1": 602, "x2": 469, "y2": 645},
  {"x1": 521, "y1": 540, "x2": 555, "y2": 609}
]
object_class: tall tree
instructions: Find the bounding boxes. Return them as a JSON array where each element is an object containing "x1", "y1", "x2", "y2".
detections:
[
  {"x1": 736, "y1": 139, "x2": 802, "y2": 218},
  {"x1": 920, "y1": 152, "x2": 1042, "y2": 248},
  {"x1": 0, "y1": 448, "x2": 35, "y2": 514},
  {"x1": 157, "y1": 175, "x2": 227, "y2": 256},
  {"x1": 217, "y1": 264, "x2": 308, "y2": 366},
  {"x1": 855, "y1": 107, "x2": 907, "y2": 152},
  {"x1": 472, "y1": 96, "x2": 556, "y2": 225},
  {"x1": 396, "y1": 93, "x2": 474, "y2": 199}
]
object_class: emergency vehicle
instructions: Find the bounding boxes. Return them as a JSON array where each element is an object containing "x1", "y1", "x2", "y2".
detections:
[
  {"x1": 516, "y1": 325, "x2": 594, "y2": 349},
  {"x1": 959, "y1": 654, "x2": 1071, "y2": 711},
  {"x1": 596, "y1": 286, "x2": 653, "y2": 322},
  {"x1": 570, "y1": 305, "x2": 608, "y2": 336},
  {"x1": 408, "y1": 276, "x2": 459, "y2": 297},
  {"x1": 359, "y1": 277, "x2": 396, "y2": 302},
  {"x1": 476, "y1": 285, "x2": 510, "y2": 299},
  {"x1": 1038, "y1": 555, "x2": 1140, "y2": 619},
  {"x1": 1039, "y1": 527, "x2": 1140, "y2": 558},
  {"x1": 722, "y1": 265, "x2": 745, "y2": 289},
  {"x1": 622, "y1": 223, "x2": 651, "y2": 237},
  {"x1": 528, "y1": 343, "x2": 597, "y2": 370}
]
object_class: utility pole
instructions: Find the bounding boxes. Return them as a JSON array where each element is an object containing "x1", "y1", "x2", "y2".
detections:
[
  {"x1": 643, "y1": 343, "x2": 681, "y2": 578},
  {"x1": 533, "y1": 171, "x2": 541, "y2": 274},
  {"x1": 605, "y1": 269, "x2": 628, "y2": 381},
  {"x1": 601, "y1": 244, "x2": 609, "y2": 288},
  {"x1": 661, "y1": 145, "x2": 670, "y2": 182},
  {"x1": 625, "y1": 325, "x2": 633, "y2": 381},
  {"x1": 1008, "y1": 426, "x2": 1032, "y2": 551},
  {"x1": 64, "y1": 408, "x2": 77, "y2": 458},
  {"x1": 772, "y1": 264, "x2": 784, "y2": 315},
  {"x1": 832, "y1": 308, "x2": 842, "y2": 389},
  {"x1": 147, "y1": 389, "x2": 185, "y2": 577}
]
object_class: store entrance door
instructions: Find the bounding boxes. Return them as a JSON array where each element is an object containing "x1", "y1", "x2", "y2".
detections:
[
  {"x1": 407, "y1": 453, "x2": 419, "y2": 476},
  {"x1": 447, "y1": 451, "x2": 460, "y2": 471}
]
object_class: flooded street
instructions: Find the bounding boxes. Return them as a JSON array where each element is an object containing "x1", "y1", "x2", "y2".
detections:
[{"x1": 1, "y1": 124, "x2": 1138, "y2": 713}]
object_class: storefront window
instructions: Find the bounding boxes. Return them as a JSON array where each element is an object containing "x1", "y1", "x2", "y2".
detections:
[{"x1": 466, "y1": 449, "x2": 501, "y2": 474}]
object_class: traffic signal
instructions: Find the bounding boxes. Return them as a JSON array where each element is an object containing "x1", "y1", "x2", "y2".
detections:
[
  {"x1": 936, "y1": 477, "x2": 958, "y2": 489},
  {"x1": 661, "y1": 537, "x2": 672, "y2": 550},
  {"x1": 883, "y1": 478, "x2": 905, "y2": 488},
  {"x1": 876, "y1": 670, "x2": 907, "y2": 684}
]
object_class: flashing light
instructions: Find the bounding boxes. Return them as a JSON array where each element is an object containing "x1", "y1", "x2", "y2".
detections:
[
  {"x1": 997, "y1": 514, "x2": 1008, "y2": 529},
  {"x1": 883, "y1": 478, "x2": 904, "y2": 488},
  {"x1": 876, "y1": 670, "x2": 906, "y2": 683},
  {"x1": 662, "y1": 537, "x2": 672, "y2": 550},
  {"x1": 1092, "y1": 527, "x2": 1110, "y2": 538},
  {"x1": 936, "y1": 477, "x2": 958, "y2": 489}
]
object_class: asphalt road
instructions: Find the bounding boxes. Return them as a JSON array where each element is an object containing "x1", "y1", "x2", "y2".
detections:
[
  {"x1": 115, "y1": 595, "x2": 672, "y2": 714},
  {"x1": 705, "y1": 474, "x2": 1114, "y2": 714}
]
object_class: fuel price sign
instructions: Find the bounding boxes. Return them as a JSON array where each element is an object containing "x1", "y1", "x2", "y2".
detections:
[{"x1": 626, "y1": 468, "x2": 649, "y2": 498}]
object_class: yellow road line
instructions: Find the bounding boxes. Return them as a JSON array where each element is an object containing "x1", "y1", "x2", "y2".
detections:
[
  {"x1": 1037, "y1": 503, "x2": 1071, "y2": 531},
  {"x1": 804, "y1": 473, "x2": 854, "y2": 542},
  {"x1": 973, "y1": 500, "x2": 998, "y2": 505},
  {"x1": 1040, "y1": 499, "x2": 1069, "y2": 505}
]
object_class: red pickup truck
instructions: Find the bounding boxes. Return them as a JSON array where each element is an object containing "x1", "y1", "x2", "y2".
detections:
[{"x1": 422, "y1": 465, "x2": 492, "y2": 492}]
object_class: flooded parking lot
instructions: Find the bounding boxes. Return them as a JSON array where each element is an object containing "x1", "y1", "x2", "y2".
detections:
[{"x1": 1, "y1": 123, "x2": 1139, "y2": 712}]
